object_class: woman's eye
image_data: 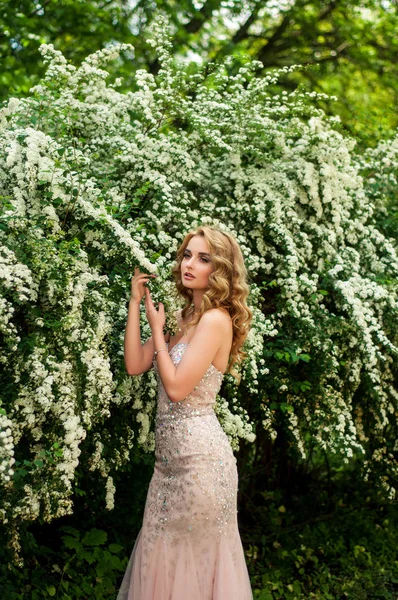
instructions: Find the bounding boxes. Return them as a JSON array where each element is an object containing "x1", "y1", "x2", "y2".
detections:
[{"x1": 183, "y1": 253, "x2": 208, "y2": 263}]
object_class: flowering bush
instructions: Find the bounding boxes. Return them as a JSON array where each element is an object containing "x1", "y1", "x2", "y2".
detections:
[
  {"x1": 1, "y1": 17, "x2": 397, "y2": 565},
  {"x1": 354, "y1": 132, "x2": 398, "y2": 242}
]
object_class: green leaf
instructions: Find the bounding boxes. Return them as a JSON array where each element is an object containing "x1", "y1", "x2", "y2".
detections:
[
  {"x1": 46, "y1": 586, "x2": 56, "y2": 597},
  {"x1": 80, "y1": 549, "x2": 96, "y2": 564},
  {"x1": 298, "y1": 354, "x2": 311, "y2": 362},
  {"x1": 110, "y1": 555, "x2": 122, "y2": 569},
  {"x1": 299, "y1": 380, "x2": 312, "y2": 391},
  {"x1": 60, "y1": 526, "x2": 80, "y2": 539},
  {"x1": 82, "y1": 528, "x2": 107, "y2": 546},
  {"x1": 62, "y1": 536, "x2": 81, "y2": 550},
  {"x1": 109, "y1": 543, "x2": 124, "y2": 554},
  {"x1": 257, "y1": 591, "x2": 273, "y2": 600},
  {"x1": 292, "y1": 579, "x2": 302, "y2": 593},
  {"x1": 82, "y1": 581, "x2": 92, "y2": 594}
]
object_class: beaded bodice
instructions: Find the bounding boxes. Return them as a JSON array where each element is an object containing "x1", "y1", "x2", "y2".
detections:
[{"x1": 152, "y1": 342, "x2": 224, "y2": 423}]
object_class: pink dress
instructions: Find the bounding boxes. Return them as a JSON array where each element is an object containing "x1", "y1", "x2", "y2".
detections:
[{"x1": 116, "y1": 342, "x2": 253, "y2": 600}]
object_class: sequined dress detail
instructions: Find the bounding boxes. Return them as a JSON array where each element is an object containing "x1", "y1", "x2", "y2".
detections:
[{"x1": 116, "y1": 342, "x2": 253, "y2": 600}]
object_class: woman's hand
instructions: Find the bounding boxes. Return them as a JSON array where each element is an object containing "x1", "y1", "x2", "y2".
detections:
[
  {"x1": 130, "y1": 267, "x2": 157, "y2": 304},
  {"x1": 144, "y1": 286, "x2": 165, "y2": 334}
]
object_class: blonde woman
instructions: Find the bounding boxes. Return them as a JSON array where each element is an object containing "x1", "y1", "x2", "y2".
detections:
[{"x1": 117, "y1": 226, "x2": 253, "y2": 599}]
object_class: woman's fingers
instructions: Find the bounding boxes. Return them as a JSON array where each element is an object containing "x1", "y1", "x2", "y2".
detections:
[{"x1": 133, "y1": 266, "x2": 156, "y2": 278}]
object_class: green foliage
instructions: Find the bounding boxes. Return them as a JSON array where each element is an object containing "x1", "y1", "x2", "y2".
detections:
[
  {"x1": 0, "y1": 0, "x2": 134, "y2": 98},
  {"x1": 245, "y1": 478, "x2": 398, "y2": 599},
  {"x1": 0, "y1": 1, "x2": 397, "y2": 147},
  {"x1": 0, "y1": 525, "x2": 127, "y2": 599},
  {"x1": 1, "y1": 472, "x2": 397, "y2": 598}
]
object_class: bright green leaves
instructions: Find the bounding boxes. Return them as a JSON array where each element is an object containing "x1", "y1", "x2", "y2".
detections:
[{"x1": 273, "y1": 349, "x2": 311, "y2": 364}]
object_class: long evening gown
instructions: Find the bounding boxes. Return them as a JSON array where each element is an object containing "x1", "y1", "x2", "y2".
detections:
[{"x1": 116, "y1": 341, "x2": 253, "y2": 600}]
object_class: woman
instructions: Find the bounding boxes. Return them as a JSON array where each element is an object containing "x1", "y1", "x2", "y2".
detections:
[{"x1": 117, "y1": 225, "x2": 253, "y2": 599}]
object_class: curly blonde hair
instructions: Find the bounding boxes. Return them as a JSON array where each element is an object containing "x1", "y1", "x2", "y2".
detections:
[{"x1": 170, "y1": 226, "x2": 253, "y2": 380}]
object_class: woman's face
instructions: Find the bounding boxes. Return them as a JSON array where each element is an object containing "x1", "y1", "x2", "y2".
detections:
[{"x1": 181, "y1": 235, "x2": 214, "y2": 289}]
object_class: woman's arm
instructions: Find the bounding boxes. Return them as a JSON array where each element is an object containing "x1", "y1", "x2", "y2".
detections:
[
  {"x1": 154, "y1": 309, "x2": 229, "y2": 402},
  {"x1": 124, "y1": 299, "x2": 144, "y2": 375},
  {"x1": 125, "y1": 268, "x2": 158, "y2": 375},
  {"x1": 125, "y1": 300, "x2": 172, "y2": 375}
]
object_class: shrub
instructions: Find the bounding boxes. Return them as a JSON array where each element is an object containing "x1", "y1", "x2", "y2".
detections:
[{"x1": 0, "y1": 16, "x2": 397, "y2": 566}]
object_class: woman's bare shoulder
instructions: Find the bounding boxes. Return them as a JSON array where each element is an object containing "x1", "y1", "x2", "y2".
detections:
[
  {"x1": 207, "y1": 306, "x2": 231, "y2": 320},
  {"x1": 203, "y1": 307, "x2": 232, "y2": 330}
]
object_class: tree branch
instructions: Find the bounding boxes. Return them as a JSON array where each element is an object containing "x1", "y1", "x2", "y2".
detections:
[
  {"x1": 256, "y1": 0, "x2": 342, "y2": 66},
  {"x1": 184, "y1": 0, "x2": 222, "y2": 35},
  {"x1": 231, "y1": 0, "x2": 263, "y2": 45}
]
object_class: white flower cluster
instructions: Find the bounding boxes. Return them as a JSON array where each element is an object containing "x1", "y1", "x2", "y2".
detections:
[
  {"x1": 0, "y1": 412, "x2": 15, "y2": 484},
  {"x1": 214, "y1": 395, "x2": 256, "y2": 452},
  {"x1": 355, "y1": 132, "x2": 398, "y2": 213},
  {"x1": 105, "y1": 475, "x2": 116, "y2": 510},
  {"x1": 0, "y1": 20, "x2": 397, "y2": 561}
]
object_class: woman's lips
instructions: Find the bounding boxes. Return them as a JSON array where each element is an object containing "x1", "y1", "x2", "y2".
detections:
[{"x1": 184, "y1": 274, "x2": 195, "y2": 279}]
